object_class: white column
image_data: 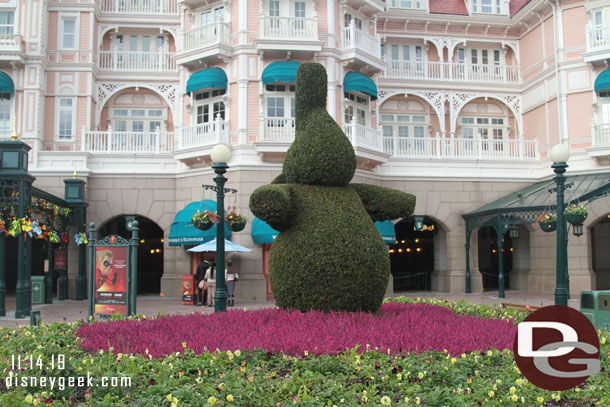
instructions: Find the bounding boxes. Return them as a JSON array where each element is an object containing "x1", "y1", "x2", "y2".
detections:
[
  {"x1": 327, "y1": 58, "x2": 336, "y2": 120},
  {"x1": 239, "y1": 0, "x2": 248, "y2": 44},
  {"x1": 238, "y1": 55, "x2": 248, "y2": 144},
  {"x1": 327, "y1": 0, "x2": 335, "y2": 48}
]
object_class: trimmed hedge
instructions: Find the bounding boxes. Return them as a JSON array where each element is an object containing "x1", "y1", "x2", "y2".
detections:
[
  {"x1": 248, "y1": 184, "x2": 294, "y2": 231},
  {"x1": 295, "y1": 63, "x2": 327, "y2": 133},
  {"x1": 350, "y1": 183, "x2": 416, "y2": 221},
  {"x1": 268, "y1": 185, "x2": 389, "y2": 312}
]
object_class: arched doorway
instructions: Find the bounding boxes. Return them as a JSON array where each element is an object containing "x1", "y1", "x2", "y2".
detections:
[
  {"x1": 99, "y1": 215, "x2": 164, "y2": 294},
  {"x1": 592, "y1": 214, "x2": 610, "y2": 290},
  {"x1": 390, "y1": 218, "x2": 436, "y2": 291},
  {"x1": 477, "y1": 226, "x2": 514, "y2": 291}
]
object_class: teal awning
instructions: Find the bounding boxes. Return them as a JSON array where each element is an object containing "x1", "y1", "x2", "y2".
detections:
[
  {"x1": 250, "y1": 217, "x2": 394, "y2": 245},
  {"x1": 595, "y1": 69, "x2": 610, "y2": 92},
  {"x1": 375, "y1": 220, "x2": 396, "y2": 244},
  {"x1": 251, "y1": 217, "x2": 278, "y2": 244},
  {"x1": 169, "y1": 200, "x2": 232, "y2": 246},
  {"x1": 262, "y1": 61, "x2": 301, "y2": 85},
  {"x1": 344, "y1": 71, "x2": 377, "y2": 100},
  {"x1": 0, "y1": 71, "x2": 14, "y2": 94},
  {"x1": 186, "y1": 68, "x2": 227, "y2": 94}
]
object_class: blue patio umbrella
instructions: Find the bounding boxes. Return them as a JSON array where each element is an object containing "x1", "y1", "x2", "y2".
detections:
[{"x1": 187, "y1": 238, "x2": 252, "y2": 253}]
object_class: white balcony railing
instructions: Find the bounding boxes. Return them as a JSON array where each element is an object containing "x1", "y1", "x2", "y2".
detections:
[
  {"x1": 383, "y1": 60, "x2": 520, "y2": 84},
  {"x1": 100, "y1": 0, "x2": 179, "y2": 14},
  {"x1": 383, "y1": 135, "x2": 538, "y2": 160},
  {"x1": 81, "y1": 126, "x2": 177, "y2": 153},
  {"x1": 261, "y1": 118, "x2": 295, "y2": 142},
  {"x1": 343, "y1": 122, "x2": 384, "y2": 152},
  {"x1": 0, "y1": 34, "x2": 24, "y2": 52},
  {"x1": 182, "y1": 23, "x2": 230, "y2": 52},
  {"x1": 260, "y1": 16, "x2": 318, "y2": 41},
  {"x1": 594, "y1": 123, "x2": 610, "y2": 147},
  {"x1": 586, "y1": 25, "x2": 610, "y2": 51},
  {"x1": 97, "y1": 51, "x2": 176, "y2": 72},
  {"x1": 179, "y1": 118, "x2": 229, "y2": 150},
  {"x1": 341, "y1": 25, "x2": 381, "y2": 59}
]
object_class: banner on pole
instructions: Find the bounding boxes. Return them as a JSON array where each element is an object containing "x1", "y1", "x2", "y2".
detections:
[{"x1": 94, "y1": 246, "x2": 128, "y2": 315}]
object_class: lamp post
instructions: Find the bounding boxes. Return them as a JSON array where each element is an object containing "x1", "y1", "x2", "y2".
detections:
[
  {"x1": 209, "y1": 144, "x2": 231, "y2": 313},
  {"x1": 550, "y1": 144, "x2": 570, "y2": 307}
]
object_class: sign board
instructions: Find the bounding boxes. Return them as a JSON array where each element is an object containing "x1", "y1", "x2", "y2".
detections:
[
  {"x1": 94, "y1": 245, "x2": 128, "y2": 315},
  {"x1": 54, "y1": 250, "x2": 66, "y2": 270}
]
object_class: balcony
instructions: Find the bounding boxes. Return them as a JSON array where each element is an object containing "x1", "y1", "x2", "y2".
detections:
[
  {"x1": 584, "y1": 25, "x2": 610, "y2": 63},
  {"x1": 588, "y1": 122, "x2": 610, "y2": 157},
  {"x1": 382, "y1": 60, "x2": 520, "y2": 84},
  {"x1": 340, "y1": 26, "x2": 384, "y2": 73},
  {"x1": 175, "y1": 119, "x2": 229, "y2": 165},
  {"x1": 176, "y1": 23, "x2": 231, "y2": 68},
  {"x1": 97, "y1": 51, "x2": 176, "y2": 72},
  {"x1": 81, "y1": 127, "x2": 177, "y2": 154},
  {"x1": 343, "y1": 122, "x2": 389, "y2": 168},
  {"x1": 99, "y1": 0, "x2": 179, "y2": 14},
  {"x1": 382, "y1": 136, "x2": 538, "y2": 160},
  {"x1": 0, "y1": 34, "x2": 25, "y2": 66},
  {"x1": 256, "y1": 16, "x2": 322, "y2": 54}
]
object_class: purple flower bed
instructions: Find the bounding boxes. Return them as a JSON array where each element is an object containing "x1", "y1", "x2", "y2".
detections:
[{"x1": 77, "y1": 303, "x2": 516, "y2": 358}]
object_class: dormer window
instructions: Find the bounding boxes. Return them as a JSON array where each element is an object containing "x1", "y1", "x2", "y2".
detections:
[
  {"x1": 389, "y1": 0, "x2": 423, "y2": 10},
  {"x1": 472, "y1": 0, "x2": 502, "y2": 14}
]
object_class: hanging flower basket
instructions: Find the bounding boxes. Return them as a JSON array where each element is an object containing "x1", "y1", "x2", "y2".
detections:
[
  {"x1": 537, "y1": 212, "x2": 557, "y2": 233},
  {"x1": 192, "y1": 210, "x2": 217, "y2": 231},
  {"x1": 225, "y1": 207, "x2": 247, "y2": 232},
  {"x1": 564, "y1": 204, "x2": 588, "y2": 227}
]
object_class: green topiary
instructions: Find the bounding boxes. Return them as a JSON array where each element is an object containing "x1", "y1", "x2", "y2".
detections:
[{"x1": 249, "y1": 62, "x2": 416, "y2": 312}]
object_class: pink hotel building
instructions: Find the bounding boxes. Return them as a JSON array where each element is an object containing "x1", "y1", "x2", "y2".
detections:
[{"x1": 1, "y1": 0, "x2": 609, "y2": 300}]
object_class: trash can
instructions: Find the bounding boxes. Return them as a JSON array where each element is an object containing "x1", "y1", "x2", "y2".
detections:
[
  {"x1": 31, "y1": 276, "x2": 45, "y2": 304},
  {"x1": 182, "y1": 275, "x2": 196, "y2": 305},
  {"x1": 580, "y1": 291, "x2": 610, "y2": 331}
]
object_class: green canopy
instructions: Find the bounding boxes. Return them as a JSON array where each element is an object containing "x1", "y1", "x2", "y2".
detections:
[
  {"x1": 250, "y1": 217, "x2": 395, "y2": 245},
  {"x1": 0, "y1": 71, "x2": 14, "y2": 94},
  {"x1": 186, "y1": 67, "x2": 227, "y2": 94},
  {"x1": 169, "y1": 200, "x2": 232, "y2": 246},
  {"x1": 251, "y1": 217, "x2": 278, "y2": 244},
  {"x1": 344, "y1": 71, "x2": 377, "y2": 100},
  {"x1": 262, "y1": 61, "x2": 301, "y2": 85},
  {"x1": 595, "y1": 69, "x2": 610, "y2": 93}
]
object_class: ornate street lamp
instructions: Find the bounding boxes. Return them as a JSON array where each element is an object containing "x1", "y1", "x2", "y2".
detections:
[
  {"x1": 549, "y1": 144, "x2": 570, "y2": 307},
  {"x1": 209, "y1": 144, "x2": 231, "y2": 313}
]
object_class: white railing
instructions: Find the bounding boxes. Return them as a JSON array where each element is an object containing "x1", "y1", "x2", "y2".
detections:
[
  {"x1": 100, "y1": 0, "x2": 178, "y2": 14},
  {"x1": 82, "y1": 126, "x2": 177, "y2": 153},
  {"x1": 260, "y1": 16, "x2": 318, "y2": 41},
  {"x1": 182, "y1": 23, "x2": 230, "y2": 52},
  {"x1": 383, "y1": 135, "x2": 538, "y2": 160},
  {"x1": 261, "y1": 118, "x2": 295, "y2": 142},
  {"x1": 0, "y1": 34, "x2": 23, "y2": 52},
  {"x1": 97, "y1": 51, "x2": 176, "y2": 71},
  {"x1": 341, "y1": 25, "x2": 381, "y2": 59},
  {"x1": 587, "y1": 25, "x2": 610, "y2": 51},
  {"x1": 343, "y1": 122, "x2": 384, "y2": 152},
  {"x1": 179, "y1": 118, "x2": 229, "y2": 150},
  {"x1": 594, "y1": 123, "x2": 610, "y2": 146},
  {"x1": 383, "y1": 60, "x2": 520, "y2": 84}
]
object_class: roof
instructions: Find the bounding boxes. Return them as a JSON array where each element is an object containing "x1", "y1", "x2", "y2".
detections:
[
  {"x1": 428, "y1": 0, "x2": 532, "y2": 17},
  {"x1": 463, "y1": 172, "x2": 610, "y2": 229},
  {"x1": 509, "y1": 0, "x2": 532, "y2": 17}
]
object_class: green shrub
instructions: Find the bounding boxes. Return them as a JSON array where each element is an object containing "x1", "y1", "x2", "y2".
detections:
[
  {"x1": 350, "y1": 183, "x2": 416, "y2": 222},
  {"x1": 295, "y1": 63, "x2": 327, "y2": 133},
  {"x1": 248, "y1": 184, "x2": 294, "y2": 231}
]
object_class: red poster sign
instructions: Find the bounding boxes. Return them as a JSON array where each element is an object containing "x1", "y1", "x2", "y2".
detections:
[
  {"x1": 54, "y1": 250, "x2": 66, "y2": 270},
  {"x1": 94, "y1": 246, "x2": 128, "y2": 315}
]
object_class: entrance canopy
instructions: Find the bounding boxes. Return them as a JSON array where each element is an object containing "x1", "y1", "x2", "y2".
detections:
[
  {"x1": 169, "y1": 200, "x2": 232, "y2": 246},
  {"x1": 463, "y1": 172, "x2": 610, "y2": 233},
  {"x1": 262, "y1": 61, "x2": 301, "y2": 85},
  {"x1": 186, "y1": 67, "x2": 227, "y2": 94}
]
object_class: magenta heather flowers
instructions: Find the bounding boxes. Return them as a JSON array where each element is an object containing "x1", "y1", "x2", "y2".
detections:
[{"x1": 77, "y1": 303, "x2": 516, "y2": 358}]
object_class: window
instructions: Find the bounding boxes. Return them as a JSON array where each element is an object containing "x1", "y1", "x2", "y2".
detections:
[
  {"x1": 390, "y1": 0, "x2": 422, "y2": 9},
  {"x1": 0, "y1": 93, "x2": 11, "y2": 135},
  {"x1": 193, "y1": 88, "x2": 226, "y2": 125},
  {"x1": 460, "y1": 116, "x2": 506, "y2": 151},
  {"x1": 111, "y1": 108, "x2": 168, "y2": 132},
  {"x1": 57, "y1": 98, "x2": 75, "y2": 139},
  {"x1": 380, "y1": 114, "x2": 429, "y2": 155},
  {"x1": 265, "y1": 83, "x2": 295, "y2": 137},
  {"x1": 389, "y1": 44, "x2": 423, "y2": 76},
  {"x1": 344, "y1": 13, "x2": 362, "y2": 30},
  {"x1": 594, "y1": 10, "x2": 605, "y2": 42},
  {"x1": 0, "y1": 11, "x2": 14, "y2": 35},
  {"x1": 61, "y1": 17, "x2": 77, "y2": 49},
  {"x1": 269, "y1": 0, "x2": 279, "y2": 28},
  {"x1": 473, "y1": 0, "x2": 502, "y2": 13},
  {"x1": 344, "y1": 92, "x2": 369, "y2": 126}
]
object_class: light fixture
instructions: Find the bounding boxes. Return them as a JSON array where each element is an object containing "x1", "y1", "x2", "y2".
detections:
[
  {"x1": 509, "y1": 226, "x2": 519, "y2": 239},
  {"x1": 401, "y1": 240, "x2": 406, "y2": 244},
  {"x1": 140, "y1": 239, "x2": 145, "y2": 244},
  {"x1": 150, "y1": 249, "x2": 155, "y2": 254},
  {"x1": 510, "y1": 247, "x2": 514, "y2": 252},
  {"x1": 416, "y1": 247, "x2": 421, "y2": 252},
  {"x1": 550, "y1": 143, "x2": 570, "y2": 163},
  {"x1": 211, "y1": 144, "x2": 231, "y2": 163},
  {"x1": 155, "y1": 248, "x2": 161, "y2": 253},
  {"x1": 161, "y1": 238, "x2": 164, "y2": 243},
  {"x1": 415, "y1": 238, "x2": 420, "y2": 243},
  {"x1": 573, "y1": 224, "x2": 584, "y2": 237},
  {"x1": 398, "y1": 249, "x2": 403, "y2": 253},
  {"x1": 406, "y1": 248, "x2": 411, "y2": 252},
  {"x1": 492, "y1": 249, "x2": 497, "y2": 254}
]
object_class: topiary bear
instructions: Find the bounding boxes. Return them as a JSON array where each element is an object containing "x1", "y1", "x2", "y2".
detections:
[{"x1": 249, "y1": 63, "x2": 415, "y2": 312}]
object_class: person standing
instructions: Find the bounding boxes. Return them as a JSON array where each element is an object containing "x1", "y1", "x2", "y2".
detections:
[
  {"x1": 204, "y1": 261, "x2": 216, "y2": 307},
  {"x1": 195, "y1": 259, "x2": 210, "y2": 306},
  {"x1": 225, "y1": 260, "x2": 239, "y2": 306}
]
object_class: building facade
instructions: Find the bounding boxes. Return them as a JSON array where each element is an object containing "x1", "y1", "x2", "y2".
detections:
[{"x1": 1, "y1": 0, "x2": 609, "y2": 300}]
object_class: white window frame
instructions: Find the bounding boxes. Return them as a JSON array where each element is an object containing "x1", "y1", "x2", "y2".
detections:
[
  {"x1": 59, "y1": 13, "x2": 79, "y2": 50},
  {"x1": 265, "y1": 83, "x2": 295, "y2": 128},
  {"x1": 0, "y1": 10, "x2": 15, "y2": 36},
  {"x1": 192, "y1": 88, "x2": 226, "y2": 125},
  {"x1": 55, "y1": 97, "x2": 76, "y2": 141},
  {"x1": 472, "y1": 0, "x2": 503, "y2": 14},
  {"x1": 390, "y1": 0, "x2": 423, "y2": 10},
  {"x1": 0, "y1": 92, "x2": 13, "y2": 136},
  {"x1": 460, "y1": 116, "x2": 507, "y2": 151},
  {"x1": 111, "y1": 108, "x2": 168, "y2": 132},
  {"x1": 344, "y1": 91, "x2": 370, "y2": 127}
]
